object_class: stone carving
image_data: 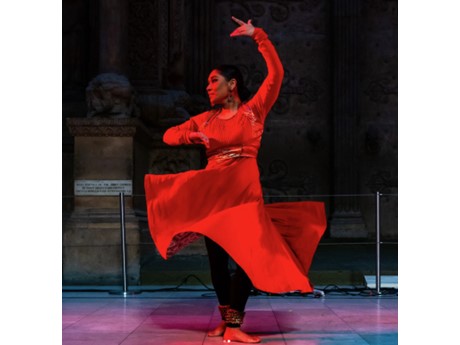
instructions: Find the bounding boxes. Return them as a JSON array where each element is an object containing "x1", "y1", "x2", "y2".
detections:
[
  {"x1": 271, "y1": 95, "x2": 290, "y2": 115},
  {"x1": 262, "y1": 171, "x2": 316, "y2": 203},
  {"x1": 260, "y1": 159, "x2": 314, "y2": 202},
  {"x1": 365, "y1": 170, "x2": 395, "y2": 194},
  {"x1": 306, "y1": 127, "x2": 324, "y2": 150},
  {"x1": 268, "y1": 3, "x2": 290, "y2": 22},
  {"x1": 219, "y1": 0, "x2": 322, "y2": 23},
  {"x1": 365, "y1": 77, "x2": 398, "y2": 104},
  {"x1": 86, "y1": 73, "x2": 139, "y2": 118},
  {"x1": 298, "y1": 0, "x2": 322, "y2": 12},
  {"x1": 149, "y1": 149, "x2": 201, "y2": 175},
  {"x1": 283, "y1": 75, "x2": 324, "y2": 104},
  {"x1": 136, "y1": 89, "x2": 193, "y2": 127},
  {"x1": 365, "y1": 125, "x2": 382, "y2": 155},
  {"x1": 363, "y1": 0, "x2": 397, "y2": 12}
]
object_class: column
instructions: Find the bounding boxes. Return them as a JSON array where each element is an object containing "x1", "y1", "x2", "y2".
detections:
[
  {"x1": 329, "y1": 0, "x2": 367, "y2": 237},
  {"x1": 99, "y1": 0, "x2": 128, "y2": 74},
  {"x1": 184, "y1": 0, "x2": 215, "y2": 95}
]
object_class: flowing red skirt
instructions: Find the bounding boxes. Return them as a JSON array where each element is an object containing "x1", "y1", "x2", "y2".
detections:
[{"x1": 144, "y1": 158, "x2": 326, "y2": 293}]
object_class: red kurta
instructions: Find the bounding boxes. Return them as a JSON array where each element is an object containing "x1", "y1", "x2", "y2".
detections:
[{"x1": 144, "y1": 28, "x2": 327, "y2": 293}]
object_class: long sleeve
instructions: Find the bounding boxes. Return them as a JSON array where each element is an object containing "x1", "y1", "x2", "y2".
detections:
[
  {"x1": 163, "y1": 116, "x2": 200, "y2": 146},
  {"x1": 247, "y1": 28, "x2": 284, "y2": 121}
]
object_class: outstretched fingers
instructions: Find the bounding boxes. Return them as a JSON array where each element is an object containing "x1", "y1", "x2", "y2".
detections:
[
  {"x1": 231, "y1": 16, "x2": 245, "y2": 25},
  {"x1": 229, "y1": 16, "x2": 255, "y2": 37}
]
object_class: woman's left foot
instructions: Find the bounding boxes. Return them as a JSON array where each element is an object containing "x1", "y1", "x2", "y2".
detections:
[{"x1": 223, "y1": 327, "x2": 261, "y2": 343}]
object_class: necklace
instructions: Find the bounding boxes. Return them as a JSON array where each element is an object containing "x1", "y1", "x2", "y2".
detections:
[
  {"x1": 203, "y1": 108, "x2": 220, "y2": 127},
  {"x1": 203, "y1": 104, "x2": 241, "y2": 126}
]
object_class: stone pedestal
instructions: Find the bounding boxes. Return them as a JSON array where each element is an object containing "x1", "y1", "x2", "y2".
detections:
[{"x1": 63, "y1": 117, "x2": 152, "y2": 285}]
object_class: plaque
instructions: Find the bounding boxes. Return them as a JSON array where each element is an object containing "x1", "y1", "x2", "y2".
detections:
[{"x1": 74, "y1": 180, "x2": 132, "y2": 196}]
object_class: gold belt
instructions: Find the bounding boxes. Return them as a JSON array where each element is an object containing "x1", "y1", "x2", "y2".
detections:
[{"x1": 207, "y1": 146, "x2": 257, "y2": 161}]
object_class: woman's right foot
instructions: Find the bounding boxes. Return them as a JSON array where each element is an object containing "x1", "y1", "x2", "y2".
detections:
[
  {"x1": 207, "y1": 320, "x2": 226, "y2": 337},
  {"x1": 223, "y1": 327, "x2": 261, "y2": 343}
]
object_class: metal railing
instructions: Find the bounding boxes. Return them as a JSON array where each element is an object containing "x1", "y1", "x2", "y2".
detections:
[{"x1": 62, "y1": 191, "x2": 397, "y2": 297}]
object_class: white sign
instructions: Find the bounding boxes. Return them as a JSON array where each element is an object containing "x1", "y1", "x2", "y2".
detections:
[{"x1": 74, "y1": 180, "x2": 132, "y2": 196}]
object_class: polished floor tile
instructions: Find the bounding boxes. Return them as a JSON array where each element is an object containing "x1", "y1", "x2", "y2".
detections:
[{"x1": 62, "y1": 289, "x2": 397, "y2": 344}]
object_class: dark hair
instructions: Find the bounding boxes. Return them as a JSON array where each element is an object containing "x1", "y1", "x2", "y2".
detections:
[{"x1": 215, "y1": 64, "x2": 251, "y2": 102}]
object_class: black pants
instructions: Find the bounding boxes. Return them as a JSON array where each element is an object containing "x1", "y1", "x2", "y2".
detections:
[{"x1": 205, "y1": 237, "x2": 252, "y2": 313}]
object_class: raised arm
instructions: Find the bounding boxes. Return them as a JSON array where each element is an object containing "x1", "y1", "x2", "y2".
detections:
[{"x1": 230, "y1": 17, "x2": 284, "y2": 120}]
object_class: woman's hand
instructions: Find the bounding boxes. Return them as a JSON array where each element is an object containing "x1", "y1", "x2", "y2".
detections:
[
  {"x1": 229, "y1": 16, "x2": 255, "y2": 37},
  {"x1": 189, "y1": 131, "x2": 210, "y2": 148}
]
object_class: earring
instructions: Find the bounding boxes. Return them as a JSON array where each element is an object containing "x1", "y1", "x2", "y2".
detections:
[{"x1": 227, "y1": 90, "x2": 234, "y2": 104}]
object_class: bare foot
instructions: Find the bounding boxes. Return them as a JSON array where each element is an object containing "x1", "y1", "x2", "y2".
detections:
[
  {"x1": 223, "y1": 327, "x2": 261, "y2": 343},
  {"x1": 207, "y1": 320, "x2": 226, "y2": 337}
]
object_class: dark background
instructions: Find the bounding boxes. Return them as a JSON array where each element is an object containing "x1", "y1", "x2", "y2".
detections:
[{"x1": 63, "y1": 0, "x2": 397, "y2": 240}]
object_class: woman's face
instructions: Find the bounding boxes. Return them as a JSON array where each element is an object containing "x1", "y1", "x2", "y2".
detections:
[{"x1": 206, "y1": 70, "x2": 233, "y2": 106}]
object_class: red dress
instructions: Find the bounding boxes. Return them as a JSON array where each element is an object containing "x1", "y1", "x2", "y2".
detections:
[{"x1": 144, "y1": 28, "x2": 327, "y2": 293}]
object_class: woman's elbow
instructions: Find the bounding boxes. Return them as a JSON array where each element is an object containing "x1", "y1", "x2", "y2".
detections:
[
  {"x1": 275, "y1": 65, "x2": 284, "y2": 85},
  {"x1": 162, "y1": 130, "x2": 174, "y2": 145},
  {"x1": 279, "y1": 64, "x2": 284, "y2": 78}
]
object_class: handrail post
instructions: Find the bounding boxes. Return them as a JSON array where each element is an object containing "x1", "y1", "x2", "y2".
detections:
[
  {"x1": 110, "y1": 192, "x2": 140, "y2": 296},
  {"x1": 376, "y1": 191, "x2": 382, "y2": 295},
  {"x1": 120, "y1": 192, "x2": 128, "y2": 294}
]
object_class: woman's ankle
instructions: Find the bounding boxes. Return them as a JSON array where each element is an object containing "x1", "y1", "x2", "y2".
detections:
[{"x1": 207, "y1": 320, "x2": 226, "y2": 337}]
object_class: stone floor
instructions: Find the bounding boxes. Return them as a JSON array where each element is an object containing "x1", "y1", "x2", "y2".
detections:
[
  {"x1": 62, "y1": 287, "x2": 398, "y2": 345},
  {"x1": 62, "y1": 239, "x2": 398, "y2": 344}
]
